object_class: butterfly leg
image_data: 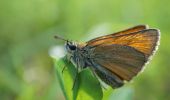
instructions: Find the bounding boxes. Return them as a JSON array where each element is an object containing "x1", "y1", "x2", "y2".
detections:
[
  {"x1": 62, "y1": 56, "x2": 72, "y2": 74},
  {"x1": 62, "y1": 65, "x2": 66, "y2": 74}
]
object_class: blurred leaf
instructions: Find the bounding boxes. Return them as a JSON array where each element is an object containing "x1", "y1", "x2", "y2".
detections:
[
  {"x1": 102, "y1": 87, "x2": 113, "y2": 100},
  {"x1": 109, "y1": 86, "x2": 134, "y2": 100},
  {"x1": 54, "y1": 57, "x2": 103, "y2": 100}
]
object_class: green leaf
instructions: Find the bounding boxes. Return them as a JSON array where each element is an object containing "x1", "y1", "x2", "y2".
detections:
[
  {"x1": 108, "y1": 86, "x2": 134, "y2": 100},
  {"x1": 54, "y1": 57, "x2": 103, "y2": 100}
]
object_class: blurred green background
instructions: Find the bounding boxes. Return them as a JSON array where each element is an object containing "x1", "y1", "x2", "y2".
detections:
[{"x1": 0, "y1": 0, "x2": 170, "y2": 100}]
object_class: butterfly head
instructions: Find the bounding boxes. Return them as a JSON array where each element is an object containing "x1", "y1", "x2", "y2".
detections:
[{"x1": 65, "y1": 41, "x2": 77, "y2": 53}]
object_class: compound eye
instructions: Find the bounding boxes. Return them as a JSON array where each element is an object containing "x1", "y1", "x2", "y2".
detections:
[{"x1": 69, "y1": 45, "x2": 76, "y2": 50}]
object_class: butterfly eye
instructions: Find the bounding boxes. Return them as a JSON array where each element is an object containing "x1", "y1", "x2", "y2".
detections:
[{"x1": 69, "y1": 45, "x2": 76, "y2": 50}]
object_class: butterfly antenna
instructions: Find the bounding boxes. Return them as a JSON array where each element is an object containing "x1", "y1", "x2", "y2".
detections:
[{"x1": 54, "y1": 35, "x2": 68, "y2": 42}]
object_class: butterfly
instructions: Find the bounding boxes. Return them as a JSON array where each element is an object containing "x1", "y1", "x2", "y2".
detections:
[{"x1": 55, "y1": 25, "x2": 160, "y2": 89}]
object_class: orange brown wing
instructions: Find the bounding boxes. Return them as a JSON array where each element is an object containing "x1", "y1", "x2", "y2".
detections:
[
  {"x1": 88, "y1": 25, "x2": 148, "y2": 44},
  {"x1": 87, "y1": 29, "x2": 160, "y2": 57},
  {"x1": 88, "y1": 29, "x2": 160, "y2": 81},
  {"x1": 92, "y1": 44, "x2": 146, "y2": 81}
]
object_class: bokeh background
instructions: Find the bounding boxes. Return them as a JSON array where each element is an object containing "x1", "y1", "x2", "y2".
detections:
[{"x1": 0, "y1": 0, "x2": 170, "y2": 100}]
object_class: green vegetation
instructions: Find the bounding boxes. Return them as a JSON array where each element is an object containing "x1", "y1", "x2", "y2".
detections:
[
  {"x1": 0, "y1": 0, "x2": 170, "y2": 100},
  {"x1": 54, "y1": 57, "x2": 103, "y2": 100}
]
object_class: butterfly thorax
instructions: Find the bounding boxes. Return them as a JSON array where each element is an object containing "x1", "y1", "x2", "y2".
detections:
[{"x1": 65, "y1": 41, "x2": 90, "y2": 71}]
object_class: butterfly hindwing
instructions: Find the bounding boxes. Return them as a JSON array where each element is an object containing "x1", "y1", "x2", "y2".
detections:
[{"x1": 92, "y1": 44, "x2": 146, "y2": 81}]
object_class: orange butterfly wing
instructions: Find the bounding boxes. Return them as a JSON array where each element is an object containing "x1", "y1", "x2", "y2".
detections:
[
  {"x1": 87, "y1": 28, "x2": 160, "y2": 81},
  {"x1": 87, "y1": 29, "x2": 160, "y2": 57}
]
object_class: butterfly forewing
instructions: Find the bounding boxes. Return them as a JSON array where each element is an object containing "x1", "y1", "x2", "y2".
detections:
[{"x1": 87, "y1": 29, "x2": 160, "y2": 57}]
